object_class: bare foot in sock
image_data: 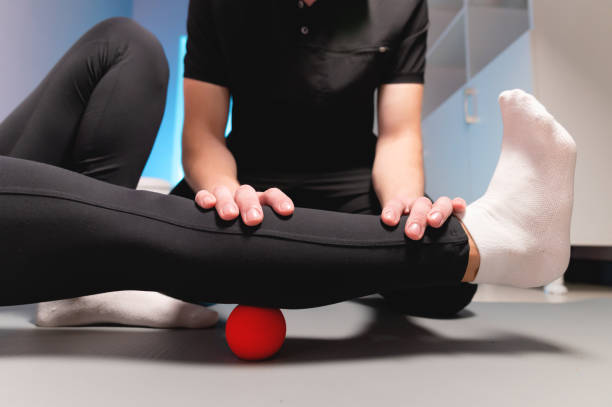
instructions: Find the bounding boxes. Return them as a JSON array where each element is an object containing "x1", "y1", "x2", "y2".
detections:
[
  {"x1": 36, "y1": 291, "x2": 219, "y2": 328},
  {"x1": 462, "y1": 89, "x2": 577, "y2": 288}
]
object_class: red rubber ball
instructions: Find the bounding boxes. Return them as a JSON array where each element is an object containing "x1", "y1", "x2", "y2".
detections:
[{"x1": 225, "y1": 305, "x2": 286, "y2": 361}]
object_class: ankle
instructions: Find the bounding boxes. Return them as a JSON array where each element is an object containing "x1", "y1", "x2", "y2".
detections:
[{"x1": 459, "y1": 220, "x2": 480, "y2": 282}]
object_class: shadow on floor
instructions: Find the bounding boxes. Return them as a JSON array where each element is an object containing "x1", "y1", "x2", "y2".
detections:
[{"x1": 0, "y1": 298, "x2": 572, "y2": 365}]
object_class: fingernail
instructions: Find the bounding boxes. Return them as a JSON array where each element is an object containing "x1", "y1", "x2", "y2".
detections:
[
  {"x1": 383, "y1": 210, "x2": 395, "y2": 221},
  {"x1": 203, "y1": 197, "x2": 214, "y2": 206},
  {"x1": 430, "y1": 212, "x2": 442, "y2": 224},
  {"x1": 281, "y1": 202, "x2": 293, "y2": 211},
  {"x1": 222, "y1": 204, "x2": 236, "y2": 217},
  {"x1": 408, "y1": 223, "x2": 421, "y2": 236},
  {"x1": 247, "y1": 208, "x2": 261, "y2": 222}
]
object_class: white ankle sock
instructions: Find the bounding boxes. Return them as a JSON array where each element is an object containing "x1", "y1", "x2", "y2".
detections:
[
  {"x1": 462, "y1": 89, "x2": 577, "y2": 288},
  {"x1": 36, "y1": 291, "x2": 219, "y2": 328}
]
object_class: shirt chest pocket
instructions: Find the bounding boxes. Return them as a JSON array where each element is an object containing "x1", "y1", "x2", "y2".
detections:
[{"x1": 303, "y1": 45, "x2": 392, "y2": 99}]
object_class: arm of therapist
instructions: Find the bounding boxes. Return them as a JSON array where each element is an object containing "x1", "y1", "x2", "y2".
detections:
[{"x1": 372, "y1": 83, "x2": 467, "y2": 240}]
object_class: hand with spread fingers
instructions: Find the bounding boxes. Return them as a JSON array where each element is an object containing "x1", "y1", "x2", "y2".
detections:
[
  {"x1": 194, "y1": 184, "x2": 294, "y2": 226},
  {"x1": 380, "y1": 194, "x2": 467, "y2": 240}
]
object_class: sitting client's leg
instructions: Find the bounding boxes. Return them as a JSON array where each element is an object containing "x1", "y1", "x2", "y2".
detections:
[
  {"x1": 0, "y1": 90, "x2": 576, "y2": 308},
  {"x1": 0, "y1": 154, "x2": 470, "y2": 309},
  {"x1": 0, "y1": 17, "x2": 217, "y2": 328},
  {"x1": 381, "y1": 223, "x2": 479, "y2": 318}
]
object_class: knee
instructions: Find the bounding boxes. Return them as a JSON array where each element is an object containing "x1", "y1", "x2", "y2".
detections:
[
  {"x1": 381, "y1": 283, "x2": 478, "y2": 317},
  {"x1": 94, "y1": 17, "x2": 169, "y2": 86}
]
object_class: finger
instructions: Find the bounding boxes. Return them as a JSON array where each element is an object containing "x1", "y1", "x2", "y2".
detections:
[
  {"x1": 452, "y1": 197, "x2": 467, "y2": 213},
  {"x1": 213, "y1": 185, "x2": 239, "y2": 221},
  {"x1": 402, "y1": 197, "x2": 418, "y2": 215},
  {"x1": 427, "y1": 196, "x2": 453, "y2": 228},
  {"x1": 259, "y1": 187, "x2": 294, "y2": 216},
  {"x1": 405, "y1": 197, "x2": 432, "y2": 240},
  {"x1": 380, "y1": 199, "x2": 406, "y2": 226},
  {"x1": 194, "y1": 189, "x2": 217, "y2": 209},
  {"x1": 234, "y1": 184, "x2": 264, "y2": 226}
]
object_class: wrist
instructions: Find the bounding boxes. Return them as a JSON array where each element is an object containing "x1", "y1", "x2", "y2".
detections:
[
  {"x1": 207, "y1": 176, "x2": 240, "y2": 195},
  {"x1": 185, "y1": 171, "x2": 239, "y2": 195},
  {"x1": 376, "y1": 184, "x2": 425, "y2": 207},
  {"x1": 371, "y1": 170, "x2": 424, "y2": 203}
]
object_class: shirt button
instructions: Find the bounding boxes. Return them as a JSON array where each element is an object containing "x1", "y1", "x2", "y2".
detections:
[
  {"x1": 300, "y1": 25, "x2": 309, "y2": 35},
  {"x1": 297, "y1": 0, "x2": 304, "y2": 8}
]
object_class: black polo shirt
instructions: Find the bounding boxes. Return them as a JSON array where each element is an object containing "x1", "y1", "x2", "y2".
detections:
[{"x1": 185, "y1": 0, "x2": 428, "y2": 172}]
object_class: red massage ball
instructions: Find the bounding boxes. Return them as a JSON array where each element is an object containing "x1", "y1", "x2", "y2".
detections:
[{"x1": 225, "y1": 305, "x2": 286, "y2": 361}]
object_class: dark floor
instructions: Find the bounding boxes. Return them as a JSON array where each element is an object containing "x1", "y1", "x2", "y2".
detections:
[{"x1": 1, "y1": 286, "x2": 611, "y2": 406}]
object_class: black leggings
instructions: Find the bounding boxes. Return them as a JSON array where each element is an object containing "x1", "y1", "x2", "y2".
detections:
[{"x1": 0, "y1": 18, "x2": 477, "y2": 315}]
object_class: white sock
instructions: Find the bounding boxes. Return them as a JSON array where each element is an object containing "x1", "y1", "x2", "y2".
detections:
[
  {"x1": 544, "y1": 276, "x2": 568, "y2": 295},
  {"x1": 36, "y1": 291, "x2": 219, "y2": 328},
  {"x1": 462, "y1": 89, "x2": 577, "y2": 288}
]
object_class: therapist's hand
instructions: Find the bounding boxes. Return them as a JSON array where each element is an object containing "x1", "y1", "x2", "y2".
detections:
[
  {"x1": 194, "y1": 184, "x2": 295, "y2": 226},
  {"x1": 380, "y1": 195, "x2": 466, "y2": 240}
]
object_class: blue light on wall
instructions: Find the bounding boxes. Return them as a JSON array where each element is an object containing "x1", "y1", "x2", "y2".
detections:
[{"x1": 170, "y1": 35, "x2": 232, "y2": 183}]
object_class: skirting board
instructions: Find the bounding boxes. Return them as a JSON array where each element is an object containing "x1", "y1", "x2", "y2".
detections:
[{"x1": 566, "y1": 246, "x2": 612, "y2": 286}]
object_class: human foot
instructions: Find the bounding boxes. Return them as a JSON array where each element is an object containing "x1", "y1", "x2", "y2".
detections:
[
  {"x1": 462, "y1": 89, "x2": 577, "y2": 288},
  {"x1": 36, "y1": 291, "x2": 219, "y2": 328}
]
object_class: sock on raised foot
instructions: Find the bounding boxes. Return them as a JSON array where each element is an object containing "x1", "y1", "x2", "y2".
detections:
[
  {"x1": 462, "y1": 89, "x2": 577, "y2": 288},
  {"x1": 36, "y1": 291, "x2": 219, "y2": 328}
]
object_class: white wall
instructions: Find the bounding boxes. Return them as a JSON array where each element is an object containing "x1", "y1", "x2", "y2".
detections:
[
  {"x1": 531, "y1": 0, "x2": 612, "y2": 246},
  {"x1": 0, "y1": 0, "x2": 133, "y2": 121}
]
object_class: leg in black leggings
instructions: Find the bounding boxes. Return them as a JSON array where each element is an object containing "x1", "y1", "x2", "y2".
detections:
[
  {"x1": 0, "y1": 155, "x2": 469, "y2": 308},
  {"x1": 0, "y1": 19, "x2": 470, "y2": 310},
  {"x1": 293, "y1": 169, "x2": 477, "y2": 317},
  {"x1": 175, "y1": 169, "x2": 478, "y2": 316},
  {"x1": 0, "y1": 17, "x2": 168, "y2": 187}
]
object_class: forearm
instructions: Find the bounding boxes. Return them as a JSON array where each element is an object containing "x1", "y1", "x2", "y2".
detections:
[
  {"x1": 372, "y1": 131, "x2": 425, "y2": 206},
  {"x1": 182, "y1": 133, "x2": 240, "y2": 194},
  {"x1": 182, "y1": 78, "x2": 235, "y2": 194}
]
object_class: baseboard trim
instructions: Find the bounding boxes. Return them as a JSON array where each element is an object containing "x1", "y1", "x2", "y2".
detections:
[
  {"x1": 566, "y1": 246, "x2": 612, "y2": 286},
  {"x1": 571, "y1": 246, "x2": 612, "y2": 261}
]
